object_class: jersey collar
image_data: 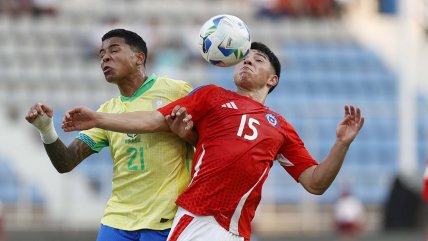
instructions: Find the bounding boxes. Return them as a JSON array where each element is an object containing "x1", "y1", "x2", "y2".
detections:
[{"x1": 120, "y1": 73, "x2": 157, "y2": 102}]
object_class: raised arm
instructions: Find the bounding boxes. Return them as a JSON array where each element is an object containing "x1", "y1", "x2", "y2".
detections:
[
  {"x1": 25, "y1": 103, "x2": 94, "y2": 173},
  {"x1": 298, "y1": 105, "x2": 364, "y2": 195},
  {"x1": 62, "y1": 106, "x2": 169, "y2": 133}
]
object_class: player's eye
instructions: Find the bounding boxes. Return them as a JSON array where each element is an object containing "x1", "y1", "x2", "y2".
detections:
[{"x1": 111, "y1": 47, "x2": 120, "y2": 53}]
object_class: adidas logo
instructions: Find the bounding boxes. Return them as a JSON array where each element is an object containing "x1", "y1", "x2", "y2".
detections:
[{"x1": 221, "y1": 102, "x2": 238, "y2": 109}]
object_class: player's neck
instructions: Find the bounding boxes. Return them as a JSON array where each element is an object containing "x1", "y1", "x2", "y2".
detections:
[
  {"x1": 236, "y1": 89, "x2": 267, "y2": 105},
  {"x1": 118, "y1": 72, "x2": 148, "y2": 97}
]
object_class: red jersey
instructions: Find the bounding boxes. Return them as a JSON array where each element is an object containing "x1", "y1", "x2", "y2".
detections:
[
  {"x1": 158, "y1": 85, "x2": 317, "y2": 239},
  {"x1": 424, "y1": 160, "x2": 428, "y2": 202}
]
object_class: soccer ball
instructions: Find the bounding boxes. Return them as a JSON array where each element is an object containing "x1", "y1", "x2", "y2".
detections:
[{"x1": 199, "y1": 14, "x2": 251, "y2": 67}]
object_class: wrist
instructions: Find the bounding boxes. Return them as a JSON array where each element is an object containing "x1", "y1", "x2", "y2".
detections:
[
  {"x1": 94, "y1": 112, "x2": 103, "y2": 128},
  {"x1": 39, "y1": 125, "x2": 59, "y2": 144},
  {"x1": 335, "y1": 138, "x2": 351, "y2": 148},
  {"x1": 32, "y1": 114, "x2": 58, "y2": 144}
]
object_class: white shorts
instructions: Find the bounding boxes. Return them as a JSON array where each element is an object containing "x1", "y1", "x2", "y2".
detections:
[{"x1": 167, "y1": 207, "x2": 246, "y2": 241}]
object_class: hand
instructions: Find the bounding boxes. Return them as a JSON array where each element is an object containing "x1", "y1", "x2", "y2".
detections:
[
  {"x1": 62, "y1": 106, "x2": 98, "y2": 132},
  {"x1": 25, "y1": 103, "x2": 54, "y2": 131},
  {"x1": 25, "y1": 103, "x2": 53, "y2": 122},
  {"x1": 165, "y1": 105, "x2": 194, "y2": 139},
  {"x1": 25, "y1": 103, "x2": 59, "y2": 144},
  {"x1": 336, "y1": 105, "x2": 364, "y2": 145}
]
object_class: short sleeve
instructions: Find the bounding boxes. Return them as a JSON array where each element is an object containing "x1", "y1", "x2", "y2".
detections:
[
  {"x1": 277, "y1": 121, "x2": 318, "y2": 182},
  {"x1": 180, "y1": 81, "x2": 194, "y2": 96},
  {"x1": 76, "y1": 105, "x2": 109, "y2": 152}
]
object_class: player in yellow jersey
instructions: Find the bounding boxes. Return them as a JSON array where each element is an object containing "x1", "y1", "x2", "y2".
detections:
[{"x1": 25, "y1": 29, "x2": 195, "y2": 241}]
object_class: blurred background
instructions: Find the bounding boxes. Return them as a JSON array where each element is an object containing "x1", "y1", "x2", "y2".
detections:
[{"x1": 0, "y1": 0, "x2": 427, "y2": 240}]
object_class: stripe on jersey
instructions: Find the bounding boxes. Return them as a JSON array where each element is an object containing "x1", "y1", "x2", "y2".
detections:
[
  {"x1": 229, "y1": 167, "x2": 269, "y2": 235},
  {"x1": 169, "y1": 214, "x2": 194, "y2": 241},
  {"x1": 190, "y1": 144, "x2": 205, "y2": 184}
]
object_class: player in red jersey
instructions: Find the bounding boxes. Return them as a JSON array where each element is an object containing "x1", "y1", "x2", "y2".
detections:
[{"x1": 62, "y1": 42, "x2": 364, "y2": 241}]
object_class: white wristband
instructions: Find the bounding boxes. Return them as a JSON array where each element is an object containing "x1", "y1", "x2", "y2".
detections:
[
  {"x1": 32, "y1": 114, "x2": 59, "y2": 144},
  {"x1": 39, "y1": 125, "x2": 59, "y2": 144}
]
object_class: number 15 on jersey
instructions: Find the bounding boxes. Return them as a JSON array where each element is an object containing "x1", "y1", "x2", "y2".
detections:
[{"x1": 237, "y1": 114, "x2": 260, "y2": 141}]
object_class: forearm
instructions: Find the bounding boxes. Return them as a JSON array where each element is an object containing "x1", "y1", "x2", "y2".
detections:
[
  {"x1": 96, "y1": 111, "x2": 169, "y2": 133},
  {"x1": 44, "y1": 139, "x2": 77, "y2": 173},
  {"x1": 44, "y1": 139, "x2": 91, "y2": 173},
  {"x1": 311, "y1": 140, "x2": 350, "y2": 193}
]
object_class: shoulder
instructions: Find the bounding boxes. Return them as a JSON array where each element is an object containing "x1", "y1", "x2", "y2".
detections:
[
  {"x1": 273, "y1": 113, "x2": 302, "y2": 141},
  {"x1": 98, "y1": 97, "x2": 121, "y2": 112},
  {"x1": 272, "y1": 111, "x2": 287, "y2": 124},
  {"x1": 153, "y1": 75, "x2": 194, "y2": 97},
  {"x1": 264, "y1": 110, "x2": 292, "y2": 132},
  {"x1": 188, "y1": 84, "x2": 223, "y2": 96},
  {"x1": 156, "y1": 75, "x2": 192, "y2": 88}
]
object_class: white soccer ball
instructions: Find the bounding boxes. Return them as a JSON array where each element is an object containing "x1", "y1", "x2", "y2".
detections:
[{"x1": 199, "y1": 14, "x2": 251, "y2": 67}]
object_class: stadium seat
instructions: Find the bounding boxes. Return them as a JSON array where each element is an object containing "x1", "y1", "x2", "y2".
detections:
[{"x1": 0, "y1": 159, "x2": 20, "y2": 203}]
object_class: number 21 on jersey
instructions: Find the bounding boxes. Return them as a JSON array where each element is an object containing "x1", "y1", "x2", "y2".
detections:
[
  {"x1": 127, "y1": 147, "x2": 145, "y2": 171},
  {"x1": 237, "y1": 114, "x2": 260, "y2": 141}
]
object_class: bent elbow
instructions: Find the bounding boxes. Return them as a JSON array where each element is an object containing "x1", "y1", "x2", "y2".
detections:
[
  {"x1": 311, "y1": 189, "x2": 326, "y2": 195},
  {"x1": 309, "y1": 186, "x2": 327, "y2": 195},
  {"x1": 55, "y1": 165, "x2": 74, "y2": 174}
]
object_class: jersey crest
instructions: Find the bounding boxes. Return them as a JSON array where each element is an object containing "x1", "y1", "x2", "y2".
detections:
[
  {"x1": 127, "y1": 133, "x2": 138, "y2": 138},
  {"x1": 265, "y1": 113, "x2": 278, "y2": 127},
  {"x1": 152, "y1": 98, "x2": 167, "y2": 109}
]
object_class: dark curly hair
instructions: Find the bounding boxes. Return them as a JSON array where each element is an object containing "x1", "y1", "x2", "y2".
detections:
[{"x1": 102, "y1": 29, "x2": 148, "y2": 66}]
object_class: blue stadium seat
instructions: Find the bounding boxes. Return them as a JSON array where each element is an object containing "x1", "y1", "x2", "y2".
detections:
[
  {"x1": 0, "y1": 183, "x2": 18, "y2": 203},
  {"x1": 0, "y1": 158, "x2": 46, "y2": 204},
  {"x1": 0, "y1": 160, "x2": 19, "y2": 203},
  {"x1": 29, "y1": 184, "x2": 46, "y2": 204}
]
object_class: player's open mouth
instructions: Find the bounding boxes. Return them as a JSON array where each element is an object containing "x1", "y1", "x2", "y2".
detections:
[{"x1": 103, "y1": 66, "x2": 113, "y2": 74}]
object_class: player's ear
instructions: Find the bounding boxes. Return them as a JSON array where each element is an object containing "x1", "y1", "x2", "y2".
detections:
[
  {"x1": 136, "y1": 52, "x2": 146, "y2": 66},
  {"x1": 267, "y1": 74, "x2": 278, "y2": 89}
]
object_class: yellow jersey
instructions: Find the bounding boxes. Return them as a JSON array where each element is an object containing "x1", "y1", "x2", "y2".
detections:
[{"x1": 77, "y1": 74, "x2": 194, "y2": 230}]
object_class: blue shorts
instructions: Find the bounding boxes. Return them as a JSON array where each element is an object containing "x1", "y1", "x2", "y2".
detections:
[{"x1": 96, "y1": 224, "x2": 170, "y2": 241}]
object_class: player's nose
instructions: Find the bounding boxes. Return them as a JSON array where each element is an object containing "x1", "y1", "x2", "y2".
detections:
[
  {"x1": 243, "y1": 57, "x2": 253, "y2": 65},
  {"x1": 101, "y1": 52, "x2": 111, "y2": 63}
]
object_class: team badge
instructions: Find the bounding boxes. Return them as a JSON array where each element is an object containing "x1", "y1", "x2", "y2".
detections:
[
  {"x1": 127, "y1": 133, "x2": 138, "y2": 138},
  {"x1": 265, "y1": 113, "x2": 278, "y2": 127},
  {"x1": 152, "y1": 98, "x2": 166, "y2": 109},
  {"x1": 125, "y1": 133, "x2": 143, "y2": 143}
]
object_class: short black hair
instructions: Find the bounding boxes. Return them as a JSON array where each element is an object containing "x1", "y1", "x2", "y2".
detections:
[
  {"x1": 250, "y1": 42, "x2": 281, "y2": 94},
  {"x1": 102, "y1": 29, "x2": 148, "y2": 66}
]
